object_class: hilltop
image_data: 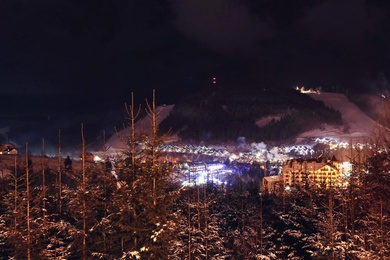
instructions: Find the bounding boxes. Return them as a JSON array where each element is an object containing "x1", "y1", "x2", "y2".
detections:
[
  {"x1": 105, "y1": 89, "x2": 380, "y2": 152},
  {"x1": 158, "y1": 86, "x2": 343, "y2": 145}
]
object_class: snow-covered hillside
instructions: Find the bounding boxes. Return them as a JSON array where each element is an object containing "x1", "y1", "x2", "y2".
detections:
[
  {"x1": 296, "y1": 92, "x2": 379, "y2": 143},
  {"x1": 106, "y1": 104, "x2": 178, "y2": 151},
  {"x1": 106, "y1": 92, "x2": 380, "y2": 152}
]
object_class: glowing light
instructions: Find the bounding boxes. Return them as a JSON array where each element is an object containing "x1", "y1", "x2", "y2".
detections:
[
  {"x1": 295, "y1": 86, "x2": 320, "y2": 94},
  {"x1": 179, "y1": 162, "x2": 227, "y2": 187},
  {"x1": 207, "y1": 164, "x2": 224, "y2": 171},
  {"x1": 93, "y1": 155, "x2": 103, "y2": 162}
]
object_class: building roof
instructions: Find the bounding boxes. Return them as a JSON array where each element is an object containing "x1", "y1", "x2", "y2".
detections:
[{"x1": 263, "y1": 175, "x2": 283, "y2": 183}]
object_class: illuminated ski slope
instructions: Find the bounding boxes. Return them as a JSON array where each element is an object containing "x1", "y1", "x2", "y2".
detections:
[
  {"x1": 296, "y1": 92, "x2": 379, "y2": 143},
  {"x1": 107, "y1": 104, "x2": 178, "y2": 151}
]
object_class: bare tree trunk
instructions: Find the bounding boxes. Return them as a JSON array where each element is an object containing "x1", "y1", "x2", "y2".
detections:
[
  {"x1": 26, "y1": 143, "x2": 31, "y2": 260},
  {"x1": 145, "y1": 89, "x2": 160, "y2": 207},
  {"x1": 204, "y1": 184, "x2": 208, "y2": 260},
  {"x1": 260, "y1": 191, "x2": 263, "y2": 256},
  {"x1": 197, "y1": 186, "x2": 201, "y2": 230},
  {"x1": 42, "y1": 138, "x2": 46, "y2": 222},
  {"x1": 379, "y1": 197, "x2": 384, "y2": 260},
  {"x1": 240, "y1": 178, "x2": 245, "y2": 253},
  {"x1": 329, "y1": 189, "x2": 335, "y2": 260},
  {"x1": 125, "y1": 92, "x2": 141, "y2": 249},
  {"x1": 13, "y1": 156, "x2": 17, "y2": 232},
  {"x1": 348, "y1": 140, "x2": 356, "y2": 238},
  {"x1": 188, "y1": 171, "x2": 191, "y2": 260},
  {"x1": 283, "y1": 174, "x2": 286, "y2": 214},
  {"x1": 102, "y1": 130, "x2": 107, "y2": 255},
  {"x1": 81, "y1": 124, "x2": 87, "y2": 260},
  {"x1": 342, "y1": 195, "x2": 348, "y2": 241},
  {"x1": 58, "y1": 129, "x2": 62, "y2": 214},
  {"x1": 125, "y1": 92, "x2": 141, "y2": 177}
]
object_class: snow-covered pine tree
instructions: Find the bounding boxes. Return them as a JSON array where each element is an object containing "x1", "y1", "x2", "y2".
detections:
[
  {"x1": 0, "y1": 145, "x2": 50, "y2": 259},
  {"x1": 202, "y1": 184, "x2": 231, "y2": 259},
  {"x1": 363, "y1": 148, "x2": 390, "y2": 259},
  {"x1": 88, "y1": 132, "x2": 118, "y2": 259},
  {"x1": 315, "y1": 186, "x2": 353, "y2": 259},
  {"x1": 60, "y1": 124, "x2": 118, "y2": 259},
  {"x1": 360, "y1": 103, "x2": 390, "y2": 259},
  {"x1": 113, "y1": 91, "x2": 179, "y2": 259},
  {"x1": 85, "y1": 164, "x2": 118, "y2": 259},
  {"x1": 109, "y1": 92, "x2": 144, "y2": 257},
  {"x1": 170, "y1": 184, "x2": 230, "y2": 259},
  {"x1": 217, "y1": 176, "x2": 262, "y2": 259},
  {"x1": 0, "y1": 157, "x2": 24, "y2": 258},
  {"x1": 0, "y1": 138, "x2": 78, "y2": 259}
]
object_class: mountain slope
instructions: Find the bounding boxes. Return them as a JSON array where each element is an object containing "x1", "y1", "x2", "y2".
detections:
[
  {"x1": 296, "y1": 92, "x2": 379, "y2": 143},
  {"x1": 106, "y1": 90, "x2": 379, "y2": 150},
  {"x1": 106, "y1": 105, "x2": 175, "y2": 151},
  {"x1": 159, "y1": 87, "x2": 342, "y2": 144}
]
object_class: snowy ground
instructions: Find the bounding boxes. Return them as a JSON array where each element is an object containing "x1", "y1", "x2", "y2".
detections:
[
  {"x1": 295, "y1": 92, "x2": 379, "y2": 144},
  {"x1": 106, "y1": 104, "x2": 178, "y2": 152}
]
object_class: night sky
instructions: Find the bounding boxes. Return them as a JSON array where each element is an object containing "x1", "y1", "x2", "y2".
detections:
[{"x1": 1, "y1": 0, "x2": 390, "y2": 152}]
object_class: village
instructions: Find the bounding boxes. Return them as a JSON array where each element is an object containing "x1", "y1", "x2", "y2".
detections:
[{"x1": 0, "y1": 137, "x2": 356, "y2": 195}]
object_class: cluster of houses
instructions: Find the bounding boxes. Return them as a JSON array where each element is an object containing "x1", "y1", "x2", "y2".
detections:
[
  {"x1": 0, "y1": 127, "x2": 19, "y2": 155},
  {"x1": 159, "y1": 143, "x2": 353, "y2": 192},
  {"x1": 0, "y1": 143, "x2": 18, "y2": 155},
  {"x1": 159, "y1": 144, "x2": 230, "y2": 158}
]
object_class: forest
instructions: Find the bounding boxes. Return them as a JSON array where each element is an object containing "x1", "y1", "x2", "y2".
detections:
[
  {"x1": 0, "y1": 93, "x2": 389, "y2": 259},
  {"x1": 159, "y1": 87, "x2": 342, "y2": 144},
  {"x1": 0, "y1": 134, "x2": 389, "y2": 259}
]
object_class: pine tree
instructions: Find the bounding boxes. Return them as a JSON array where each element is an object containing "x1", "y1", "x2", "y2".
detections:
[
  {"x1": 0, "y1": 146, "x2": 51, "y2": 259},
  {"x1": 57, "y1": 124, "x2": 116, "y2": 259},
  {"x1": 113, "y1": 91, "x2": 179, "y2": 258},
  {"x1": 0, "y1": 157, "x2": 22, "y2": 258},
  {"x1": 171, "y1": 184, "x2": 230, "y2": 259},
  {"x1": 217, "y1": 176, "x2": 264, "y2": 259}
]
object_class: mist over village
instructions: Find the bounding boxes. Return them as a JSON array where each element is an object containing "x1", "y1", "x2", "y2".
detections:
[{"x1": 1, "y1": 1, "x2": 390, "y2": 259}]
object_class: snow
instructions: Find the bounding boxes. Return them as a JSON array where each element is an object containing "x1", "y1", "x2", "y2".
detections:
[
  {"x1": 256, "y1": 115, "x2": 281, "y2": 128},
  {"x1": 106, "y1": 104, "x2": 177, "y2": 152},
  {"x1": 296, "y1": 92, "x2": 379, "y2": 143}
]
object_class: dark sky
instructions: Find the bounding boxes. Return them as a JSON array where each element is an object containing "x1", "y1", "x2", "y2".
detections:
[{"x1": 1, "y1": 0, "x2": 390, "y2": 151}]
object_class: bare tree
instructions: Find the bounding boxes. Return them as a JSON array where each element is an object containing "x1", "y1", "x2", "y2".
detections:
[
  {"x1": 145, "y1": 89, "x2": 159, "y2": 207},
  {"x1": 58, "y1": 129, "x2": 62, "y2": 214},
  {"x1": 125, "y1": 92, "x2": 141, "y2": 177},
  {"x1": 41, "y1": 138, "x2": 46, "y2": 223},
  {"x1": 26, "y1": 143, "x2": 31, "y2": 260},
  {"x1": 81, "y1": 123, "x2": 87, "y2": 260}
]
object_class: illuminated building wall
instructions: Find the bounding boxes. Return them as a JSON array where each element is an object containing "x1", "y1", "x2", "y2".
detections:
[{"x1": 282, "y1": 157, "x2": 342, "y2": 188}]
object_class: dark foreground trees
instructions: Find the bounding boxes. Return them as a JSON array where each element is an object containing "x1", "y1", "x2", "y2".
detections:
[{"x1": 0, "y1": 154, "x2": 389, "y2": 259}]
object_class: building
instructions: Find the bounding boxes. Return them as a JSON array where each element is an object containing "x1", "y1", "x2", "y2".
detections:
[
  {"x1": 282, "y1": 156, "x2": 342, "y2": 188},
  {"x1": 262, "y1": 175, "x2": 283, "y2": 193},
  {"x1": 0, "y1": 143, "x2": 18, "y2": 155}
]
